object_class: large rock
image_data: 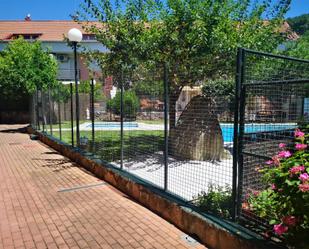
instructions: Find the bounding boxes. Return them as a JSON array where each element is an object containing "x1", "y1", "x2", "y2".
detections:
[{"x1": 169, "y1": 95, "x2": 225, "y2": 161}]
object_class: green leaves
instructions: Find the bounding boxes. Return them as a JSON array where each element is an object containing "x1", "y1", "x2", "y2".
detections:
[
  {"x1": 107, "y1": 90, "x2": 139, "y2": 118},
  {"x1": 287, "y1": 14, "x2": 309, "y2": 36},
  {"x1": 195, "y1": 184, "x2": 232, "y2": 219},
  {"x1": 79, "y1": 0, "x2": 289, "y2": 87},
  {"x1": 286, "y1": 32, "x2": 309, "y2": 61},
  {"x1": 0, "y1": 38, "x2": 58, "y2": 99}
]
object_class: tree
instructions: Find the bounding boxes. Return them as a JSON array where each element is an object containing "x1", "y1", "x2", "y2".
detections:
[
  {"x1": 287, "y1": 14, "x2": 309, "y2": 36},
  {"x1": 78, "y1": 0, "x2": 290, "y2": 128},
  {"x1": 132, "y1": 79, "x2": 163, "y2": 98},
  {"x1": 286, "y1": 31, "x2": 309, "y2": 60},
  {"x1": 0, "y1": 38, "x2": 58, "y2": 99},
  {"x1": 107, "y1": 90, "x2": 139, "y2": 119},
  {"x1": 76, "y1": 80, "x2": 105, "y2": 101}
]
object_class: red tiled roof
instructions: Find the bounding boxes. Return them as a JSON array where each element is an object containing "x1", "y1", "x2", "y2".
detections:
[
  {"x1": 0, "y1": 20, "x2": 99, "y2": 41},
  {"x1": 0, "y1": 20, "x2": 299, "y2": 42}
]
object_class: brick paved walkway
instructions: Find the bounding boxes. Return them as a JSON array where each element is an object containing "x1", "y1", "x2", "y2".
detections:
[{"x1": 0, "y1": 125, "x2": 206, "y2": 249}]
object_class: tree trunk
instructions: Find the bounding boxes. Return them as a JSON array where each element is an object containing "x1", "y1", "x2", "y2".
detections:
[{"x1": 168, "y1": 86, "x2": 182, "y2": 129}]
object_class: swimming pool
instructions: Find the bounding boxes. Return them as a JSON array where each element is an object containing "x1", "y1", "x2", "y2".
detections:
[
  {"x1": 220, "y1": 123, "x2": 297, "y2": 142},
  {"x1": 84, "y1": 122, "x2": 297, "y2": 142},
  {"x1": 86, "y1": 122, "x2": 139, "y2": 129}
]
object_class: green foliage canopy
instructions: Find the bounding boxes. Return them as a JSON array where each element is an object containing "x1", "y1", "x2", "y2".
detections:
[
  {"x1": 287, "y1": 14, "x2": 309, "y2": 36},
  {"x1": 77, "y1": 80, "x2": 105, "y2": 101},
  {"x1": 78, "y1": 0, "x2": 290, "y2": 126},
  {"x1": 132, "y1": 80, "x2": 163, "y2": 97},
  {"x1": 286, "y1": 32, "x2": 309, "y2": 60},
  {"x1": 107, "y1": 90, "x2": 139, "y2": 119},
  {"x1": 79, "y1": 0, "x2": 289, "y2": 79},
  {"x1": 0, "y1": 38, "x2": 58, "y2": 98}
]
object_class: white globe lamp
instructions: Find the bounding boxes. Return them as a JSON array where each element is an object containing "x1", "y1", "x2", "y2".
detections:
[{"x1": 68, "y1": 28, "x2": 83, "y2": 42}]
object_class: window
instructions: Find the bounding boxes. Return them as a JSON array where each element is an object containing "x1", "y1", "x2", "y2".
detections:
[
  {"x1": 82, "y1": 34, "x2": 96, "y2": 41},
  {"x1": 11, "y1": 34, "x2": 41, "y2": 40}
]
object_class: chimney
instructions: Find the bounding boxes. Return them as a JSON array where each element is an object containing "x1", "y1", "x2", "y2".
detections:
[{"x1": 25, "y1": 14, "x2": 31, "y2": 21}]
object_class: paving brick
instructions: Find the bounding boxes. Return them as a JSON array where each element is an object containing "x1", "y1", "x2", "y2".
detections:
[{"x1": 0, "y1": 125, "x2": 206, "y2": 249}]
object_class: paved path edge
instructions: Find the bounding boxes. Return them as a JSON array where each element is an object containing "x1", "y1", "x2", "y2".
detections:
[{"x1": 28, "y1": 126, "x2": 285, "y2": 249}]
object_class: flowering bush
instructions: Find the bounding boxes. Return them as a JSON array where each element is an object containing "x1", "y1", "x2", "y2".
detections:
[{"x1": 248, "y1": 129, "x2": 309, "y2": 248}]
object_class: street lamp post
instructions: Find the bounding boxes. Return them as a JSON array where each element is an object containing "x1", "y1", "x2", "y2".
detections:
[{"x1": 68, "y1": 28, "x2": 82, "y2": 147}]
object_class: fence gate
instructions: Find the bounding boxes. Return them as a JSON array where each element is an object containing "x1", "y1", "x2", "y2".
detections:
[{"x1": 235, "y1": 48, "x2": 309, "y2": 227}]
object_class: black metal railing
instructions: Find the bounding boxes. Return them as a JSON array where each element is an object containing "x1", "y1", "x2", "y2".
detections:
[
  {"x1": 29, "y1": 50, "x2": 309, "y2": 237},
  {"x1": 236, "y1": 48, "x2": 309, "y2": 229}
]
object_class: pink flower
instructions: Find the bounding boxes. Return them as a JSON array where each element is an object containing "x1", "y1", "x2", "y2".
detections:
[
  {"x1": 299, "y1": 183, "x2": 309, "y2": 192},
  {"x1": 272, "y1": 155, "x2": 280, "y2": 166},
  {"x1": 265, "y1": 160, "x2": 273, "y2": 165},
  {"x1": 273, "y1": 223, "x2": 288, "y2": 235},
  {"x1": 289, "y1": 165, "x2": 305, "y2": 176},
  {"x1": 278, "y1": 150, "x2": 292, "y2": 158},
  {"x1": 282, "y1": 216, "x2": 297, "y2": 226},
  {"x1": 279, "y1": 143, "x2": 286, "y2": 148},
  {"x1": 299, "y1": 173, "x2": 309, "y2": 182},
  {"x1": 271, "y1": 184, "x2": 276, "y2": 190},
  {"x1": 295, "y1": 143, "x2": 308, "y2": 150},
  {"x1": 295, "y1": 129, "x2": 305, "y2": 138}
]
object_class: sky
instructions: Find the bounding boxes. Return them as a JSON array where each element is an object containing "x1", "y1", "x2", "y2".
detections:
[{"x1": 0, "y1": 0, "x2": 307, "y2": 20}]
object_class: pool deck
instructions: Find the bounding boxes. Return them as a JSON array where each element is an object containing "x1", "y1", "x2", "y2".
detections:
[{"x1": 0, "y1": 124, "x2": 206, "y2": 249}]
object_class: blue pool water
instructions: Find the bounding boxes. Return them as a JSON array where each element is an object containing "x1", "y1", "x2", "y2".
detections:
[
  {"x1": 87, "y1": 122, "x2": 138, "y2": 129},
  {"x1": 86, "y1": 122, "x2": 297, "y2": 143},
  {"x1": 220, "y1": 123, "x2": 297, "y2": 142}
]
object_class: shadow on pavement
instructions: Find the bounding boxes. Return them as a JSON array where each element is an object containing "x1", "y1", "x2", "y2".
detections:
[{"x1": 0, "y1": 125, "x2": 28, "y2": 133}]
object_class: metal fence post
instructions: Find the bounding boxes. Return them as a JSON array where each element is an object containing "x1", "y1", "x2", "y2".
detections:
[
  {"x1": 51, "y1": 91, "x2": 55, "y2": 136},
  {"x1": 120, "y1": 72, "x2": 124, "y2": 169},
  {"x1": 74, "y1": 42, "x2": 80, "y2": 148},
  {"x1": 48, "y1": 88, "x2": 53, "y2": 135},
  {"x1": 58, "y1": 88, "x2": 62, "y2": 141},
  {"x1": 232, "y1": 48, "x2": 245, "y2": 221},
  {"x1": 41, "y1": 90, "x2": 45, "y2": 132},
  {"x1": 91, "y1": 79, "x2": 95, "y2": 145},
  {"x1": 70, "y1": 83, "x2": 74, "y2": 147},
  {"x1": 163, "y1": 63, "x2": 169, "y2": 191},
  {"x1": 36, "y1": 88, "x2": 40, "y2": 130}
]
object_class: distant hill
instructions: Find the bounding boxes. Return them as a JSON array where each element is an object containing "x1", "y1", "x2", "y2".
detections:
[{"x1": 287, "y1": 14, "x2": 309, "y2": 35}]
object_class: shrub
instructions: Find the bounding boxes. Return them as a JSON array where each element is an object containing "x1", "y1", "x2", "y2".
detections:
[
  {"x1": 202, "y1": 79, "x2": 234, "y2": 101},
  {"x1": 247, "y1": 129, "x2": 309, "y2": 248},
  {"x1": 195, "y1": 184, "x2": 232, "y2": 219},
  {"x1": 107, "y1": 90, "x2": 139, "y2": 119}
]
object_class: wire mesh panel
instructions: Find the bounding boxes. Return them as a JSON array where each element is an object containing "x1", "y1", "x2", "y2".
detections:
[
  {"x1": 165, "y1": 64, "x2": 235, "y2": 219},
  {"x1": 36, "y1": 90, "x2": 42, "y2": 132},
  {"x1": 50, "y1": 86, "x2": 62, "y2": 141},
  {"x1": 89, "y1": 77, "x2": 122, "y2": 165},
  {"x1": 238, "y1": 49, "x2": 309, "y2": 228},
  {"x1": 41, "y1": 90, "x2": 49, "y2": 134},
  {"x1": 77, "y1": 82, "x2": 92, "y2": 150},
  {"x1": 121, "y1": 66, "x2": 165, "y2": 188},
  {"x1": 29, "y1": 93, "x2": 37, "y2": 129}
]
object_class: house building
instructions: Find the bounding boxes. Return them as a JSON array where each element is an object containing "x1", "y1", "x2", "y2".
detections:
[{"x1": 0, "y1": 16, "x2": 106, "y2": 83}]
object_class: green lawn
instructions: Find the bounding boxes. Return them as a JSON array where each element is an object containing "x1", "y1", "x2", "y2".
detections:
[
  {"x1": 53, "y1": 129, "x2": 164, "y2": 162},
  {"x1": 137, "y1": 119, "x2": 164, "y2": 124},
  {"x1": 48, "y1": 119, "x2": 164, "y2": 129},
  {"x1": 49, "y1": 120, "x2": 88, "y2": 129}
]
